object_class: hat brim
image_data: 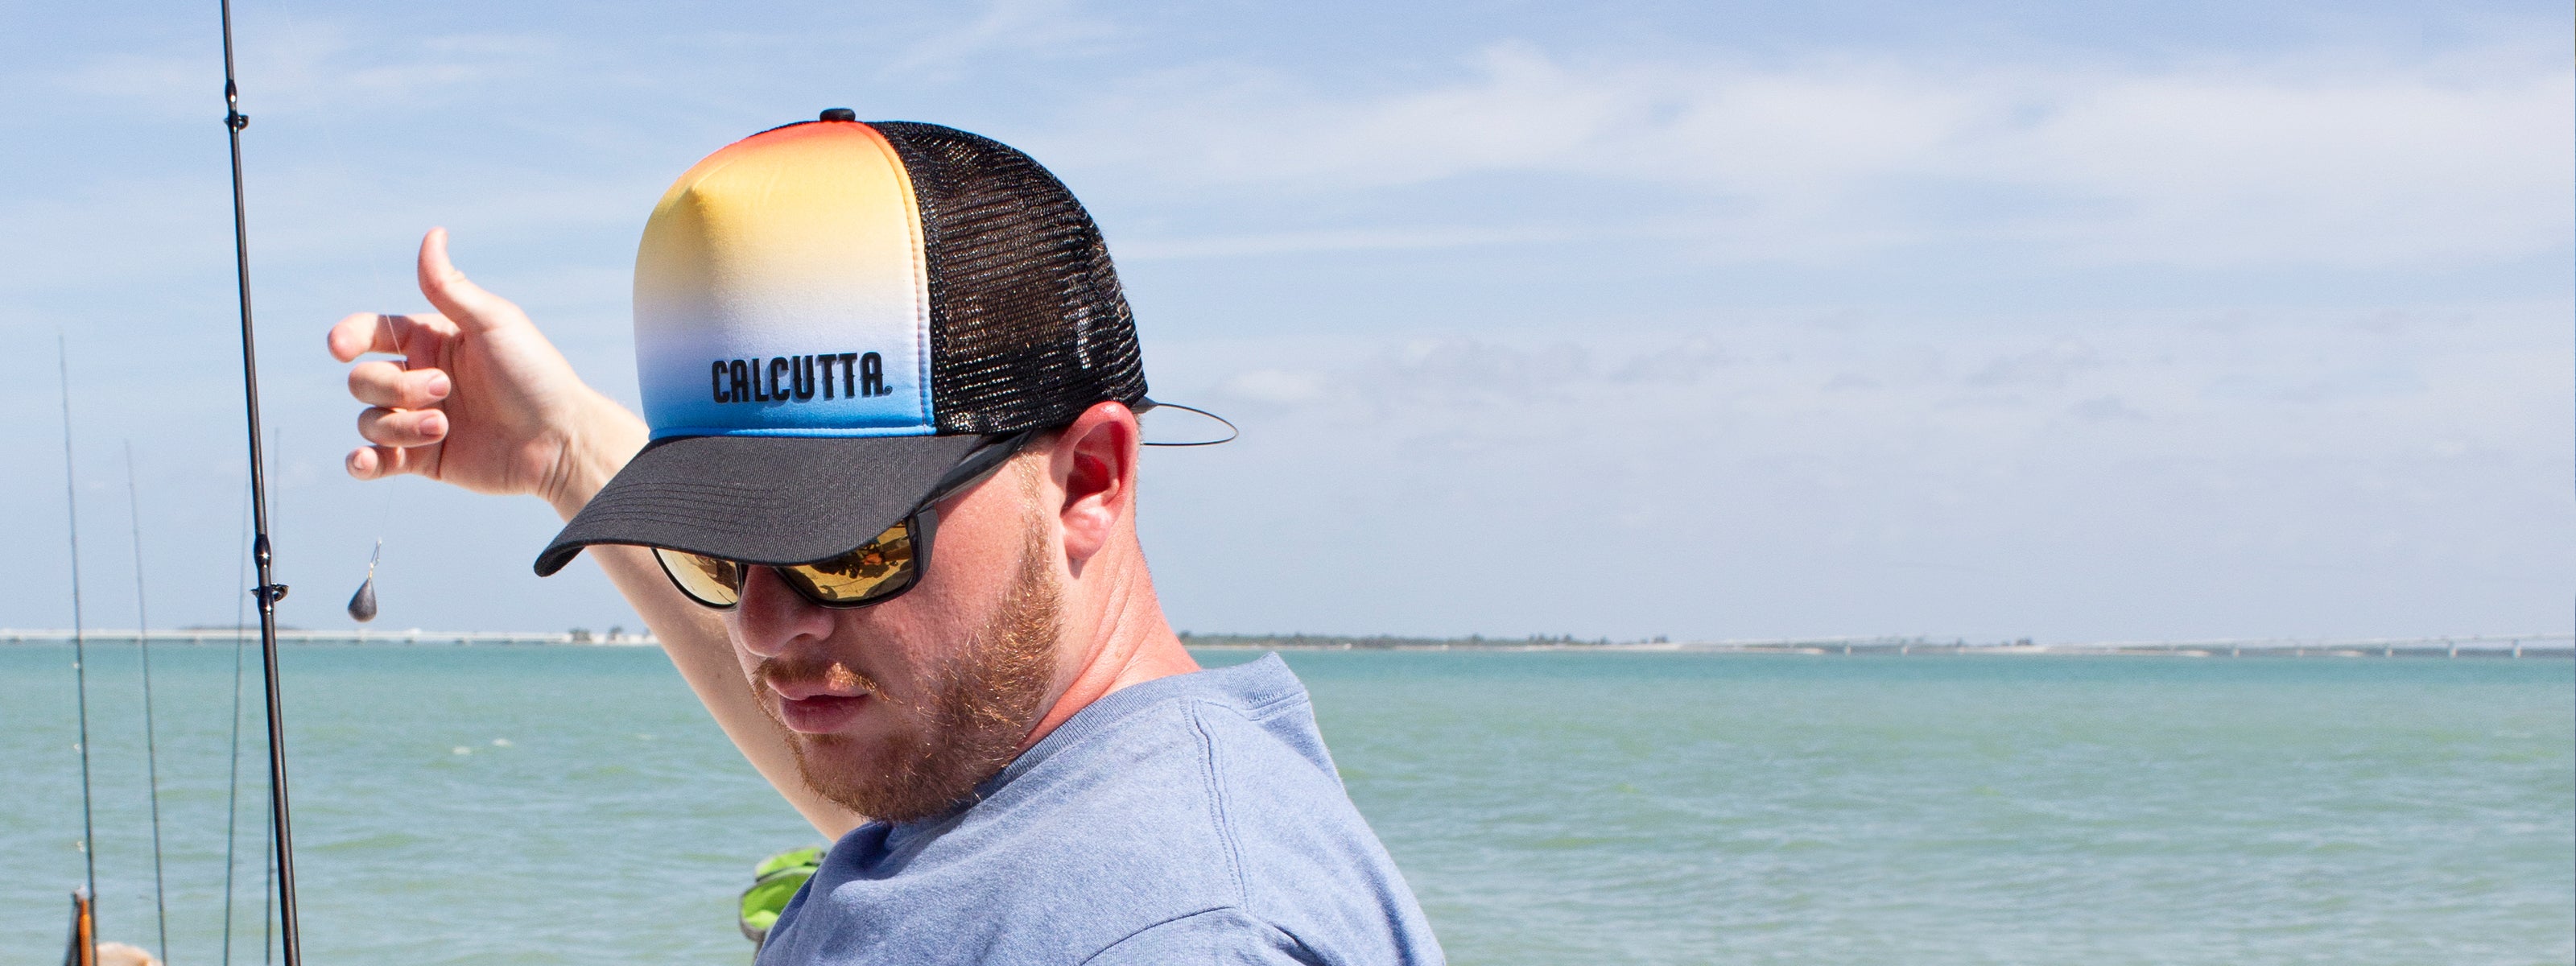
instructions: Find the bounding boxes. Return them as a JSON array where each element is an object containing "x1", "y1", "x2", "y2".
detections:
[{"x1": 534, "y1": 433, "x2": 989, "y2": 576}]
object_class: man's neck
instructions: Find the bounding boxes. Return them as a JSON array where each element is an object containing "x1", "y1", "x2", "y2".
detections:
[{"x1": 1021, "y1": 538, "x2": 1199, "y2": 750}]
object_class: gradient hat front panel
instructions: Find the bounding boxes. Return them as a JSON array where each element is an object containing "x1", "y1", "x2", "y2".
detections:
[{"x1": 634, "y1": 122, "x2": 935, "y2": 439}]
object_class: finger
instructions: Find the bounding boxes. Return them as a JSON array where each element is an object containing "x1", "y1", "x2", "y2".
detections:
[
  {"x1": 416, "y1": 227, "x2": 515, "y2": 332},
  {"x1": 357, "y1": 407, "x2": 449, "y2": 448},
  {"x1": 328, "y1": 311, "x2": 452, "y2": 362},
  {"x1": 327, "y1": 312, "x2": 398, "y2": 361},
  {"x1": 345, "y1": 444, "x2": 433, "y2": 481},
  {"x1": 347, "y1": 361, "x2": 452, "y2": 409}
]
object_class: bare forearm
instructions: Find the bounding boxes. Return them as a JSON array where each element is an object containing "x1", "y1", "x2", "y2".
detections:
[{"x1": 548, "y1": 402, "x2": 865, "y2": 838}]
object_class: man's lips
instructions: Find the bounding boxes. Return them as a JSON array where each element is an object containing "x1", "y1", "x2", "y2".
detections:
[
  {"x1": 766, "y1": 679, "x2": 876, "y2": 734},
  {"x1": 774, "y1": 692, "x2": 870, "y2": 733}
]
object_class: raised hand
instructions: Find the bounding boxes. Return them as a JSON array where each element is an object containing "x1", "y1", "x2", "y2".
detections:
[{"x1": 328, "y1": 228, "x2": 646, "y2": 518}]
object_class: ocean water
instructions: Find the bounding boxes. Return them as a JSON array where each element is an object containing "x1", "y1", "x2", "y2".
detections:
[{"x1": 2, "y1": 644, "x2": 2568, "y2": 965}]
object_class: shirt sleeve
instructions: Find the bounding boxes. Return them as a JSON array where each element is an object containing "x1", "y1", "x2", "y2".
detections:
[{"x1": 1082, "y1": 907, "x2": 1322, "y2": 966}]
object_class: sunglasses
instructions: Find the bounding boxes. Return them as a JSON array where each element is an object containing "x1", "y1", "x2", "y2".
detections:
[{"x1": 652, "y1": 431, "x2": 1036, "y2": 610}]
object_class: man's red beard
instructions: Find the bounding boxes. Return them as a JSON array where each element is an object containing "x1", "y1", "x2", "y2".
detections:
[{"x1": 758, "y1": 518, "x2": 1061, "y2": 824}]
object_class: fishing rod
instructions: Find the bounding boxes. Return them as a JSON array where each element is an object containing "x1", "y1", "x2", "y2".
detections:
[
  {"x1": 217, "y1": 0, "x2": 306, "y2": 962},
  {"x1": 123, "y1": 444, "x2": 174, "y2": 965},
  {"x1": 58, "y1": 337, "x2": 101, "y2": 952}
]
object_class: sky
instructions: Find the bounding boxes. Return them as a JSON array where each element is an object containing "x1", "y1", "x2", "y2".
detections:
[{"x1": 0, "y1": 0, "x2": 2567, "y2": 642}]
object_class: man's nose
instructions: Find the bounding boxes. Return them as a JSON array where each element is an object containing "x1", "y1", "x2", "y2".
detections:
[{"x1": 731, "y1": 567, "x2": 835, "y2": 658}]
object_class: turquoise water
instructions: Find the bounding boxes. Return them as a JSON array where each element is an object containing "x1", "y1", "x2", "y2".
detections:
[{"x1": 3, "y1": 645, "x2": 2569, "y2": 964}]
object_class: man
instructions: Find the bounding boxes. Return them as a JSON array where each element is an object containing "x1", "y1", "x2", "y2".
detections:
[{"x1": 326, "y1": 114, "x2": 1443, "y2": 964}]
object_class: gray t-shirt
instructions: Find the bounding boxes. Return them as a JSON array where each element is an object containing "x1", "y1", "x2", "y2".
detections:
[{"x1": 758, "y1": 654, "x2": 1446, "y2": 964}]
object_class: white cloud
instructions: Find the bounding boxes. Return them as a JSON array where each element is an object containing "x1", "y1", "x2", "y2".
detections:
[
  {"x1": 2009, "y1": 59, "x2": 2576, "y2": 265},
  {"x1": 41, "y1": 22, "x2": 559, "y2": 119},
  {"x1": 1216, "y1": 368, "x2": 1330, "y2": 406},
  {"x1": 1117, "y1": 224, "x2": 1577, "y2": 261},
  {"x1": 1061, "y1": 43, "x2": 2575, "y2": 268},
  {"x1": 880, "y1": 0, "x2": 1118, "y2": 77},
  {"x1": 1142, "y1": 302, "x2": 2575, "y2": 639}
]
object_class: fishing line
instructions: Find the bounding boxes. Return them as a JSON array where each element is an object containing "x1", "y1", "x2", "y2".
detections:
[
  {"x1": 269, "y1": 0, "x2": 410, "y2": 489},
  {"x1": 348, "y1": 482, "x2": 394, "y2": 624},
  {"x1": 217, "y1": 0, "x2": 308, "y2": 960},
  {"x1": 58, "y1": 335, "x2": 101, "y2": 943},
  {"x1": 220, "y1": 474, "x2": 250, "y2": 966},
  {"x1": 258, "y1": 0, "x2": 398, "y2": 629},
  {"x1": 122, "y1": 443, "x2": 174, "y2": 964}
]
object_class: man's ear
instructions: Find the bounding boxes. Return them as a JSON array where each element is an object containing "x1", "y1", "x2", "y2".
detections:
[{"x1": 1051, "y1": 401, "x2": 1140, "y2": 568}]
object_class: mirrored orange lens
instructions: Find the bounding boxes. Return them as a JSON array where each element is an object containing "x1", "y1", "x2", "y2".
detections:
[
  {"x1": 652, "y1": 520, "x2": 917, "y2": 610},
  {"x1": 778, "y1": 522, "x2": 915, "y2": 605}
]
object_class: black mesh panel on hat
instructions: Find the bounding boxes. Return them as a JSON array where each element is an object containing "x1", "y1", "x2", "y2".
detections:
[{"x1": 869, "y1": 121, "x2": 1149, "y2": 435}]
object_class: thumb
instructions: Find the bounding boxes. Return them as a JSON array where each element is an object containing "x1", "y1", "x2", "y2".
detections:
[{"x1": 415, "y1": 227, "x2": 514, "y2": 331}]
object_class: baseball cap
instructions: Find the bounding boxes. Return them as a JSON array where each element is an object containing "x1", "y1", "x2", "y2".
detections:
[{"x1": 534, "y1": 112, "x2": 1153, "y2": 576}]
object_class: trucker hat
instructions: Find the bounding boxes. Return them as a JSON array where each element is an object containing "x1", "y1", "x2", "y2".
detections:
[{"x1": 534, "y1": 111, "x2": 1151, "y2": 576}]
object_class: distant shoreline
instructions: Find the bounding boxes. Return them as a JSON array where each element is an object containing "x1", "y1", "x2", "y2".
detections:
[
  {"x1": 2, "y1": 628, "x2": 2566, "y2": 658},
  {"x1": 1176, "y1": 633, "x2": 2572, "y2": 658}
]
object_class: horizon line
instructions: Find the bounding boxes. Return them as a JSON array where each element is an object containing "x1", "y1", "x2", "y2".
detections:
[{"x1": 2, "y1": 628, "x2": 2566, "y2": 652}]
